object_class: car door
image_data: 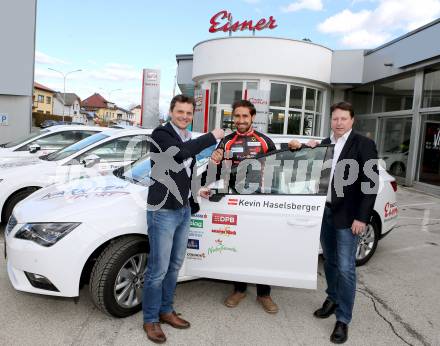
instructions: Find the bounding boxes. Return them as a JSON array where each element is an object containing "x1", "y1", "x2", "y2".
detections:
[
  {"x1": 67, "y1": 134, "x2": 150, "y2": 175},
  {"x1": 15, "y1": 130, "x2": 98, "y2": 156},
  {"x1": 184, "y1": 145, "x2": 333, "y2": 289}
]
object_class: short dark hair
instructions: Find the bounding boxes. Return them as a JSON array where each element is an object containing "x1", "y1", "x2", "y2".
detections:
[
  {"x1": 170, "y1": 94, "x2": 195, "y2": 112},
  {"x1": 232, "y1": 99, "x2": 256, "y2": 116},
  {"x1": 330, "y1": 101, "x2": 354, "y2": 118}
]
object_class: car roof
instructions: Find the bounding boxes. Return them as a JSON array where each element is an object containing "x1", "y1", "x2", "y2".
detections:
[
  {"x1": 47, "y1": 125, "x2": 112, "y2": 132},
  {"x1": 100, "y1": 127, "x2": 154, "y2": 137}
]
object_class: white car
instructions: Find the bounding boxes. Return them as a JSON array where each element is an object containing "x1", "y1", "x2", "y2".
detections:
[
  {"x1": 4, "y1": 136, "x2": 398, "y2": 318},
  {"x1": 0, "y1": 125, "x2": 109, "y2": 163},
  {"x1": 0, "y1": 128, "x2": 152, "y2": 224}
]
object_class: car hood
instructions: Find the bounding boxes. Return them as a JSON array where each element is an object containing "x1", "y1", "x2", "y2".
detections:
[
  {"x1": 13, "y1": 174, "x2": 148, "y2": 223},
  {"x1": 0, "y1": 159, "x2": 57, "y2": 179}
]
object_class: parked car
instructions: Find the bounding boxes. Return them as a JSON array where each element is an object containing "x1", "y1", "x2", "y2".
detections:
[
  {"x1": 0, "y1": 125, "x2": 109, "y2": 163},
  {"x1": 40, "y1": 120, "x2": 59, "y2": 128},
  {"x1": 0, "y1": 128, "x2": 152, "y2": 224},
  {"x1": 4, "y1": 135, "x2": 397, "y2": 318}
]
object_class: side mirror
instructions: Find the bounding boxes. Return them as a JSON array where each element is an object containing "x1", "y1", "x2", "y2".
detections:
[
  {"x1": 29, "y1": 144, "x2": 41, "y2": 154},
  {"x1": 209, "y1": 189, "x2": 225, "y2": 202},
  {"x1": 81, "y1": 154, "x2": 101, "y2": 168}
]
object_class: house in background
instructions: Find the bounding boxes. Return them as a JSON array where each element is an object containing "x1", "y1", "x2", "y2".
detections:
[
  {"x1": 33, "y1": 82, "x2": 54, "y2": 114},
  {"x1": 82, "y1": 93, "x2": 117, "y2": 125},
  {"x1": 116, "y1": 106, "x2": 134, "y2": 126},
  {"x1": 130, "y1": 105, "x2": 142, "y2": 126},
  {"x1": 53, "y1": 92, "x2": 84, "y2": 123}
]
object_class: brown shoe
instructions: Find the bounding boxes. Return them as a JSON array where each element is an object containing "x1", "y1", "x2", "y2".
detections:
[
  {"x1": 159, "y1": 311, "x2": 190, "y2": 329},
  {"x1": 257, "y1": 296, "x2": 279, "y2": 314},
  {"x1": 224, "y1": 291, "x2": 246, "y2": 308},
  {"x1": 143, "y1": 322, "x2": 166, "y2": 344}
]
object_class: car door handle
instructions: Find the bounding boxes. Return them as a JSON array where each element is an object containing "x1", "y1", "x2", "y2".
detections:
[{"x1": 287, "y1": 219, "x2": 320, "y2": 227}]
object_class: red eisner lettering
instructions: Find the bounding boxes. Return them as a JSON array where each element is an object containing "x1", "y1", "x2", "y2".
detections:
[{"x1": 209, "y1": 10, "x2": 277, "y2": 33}]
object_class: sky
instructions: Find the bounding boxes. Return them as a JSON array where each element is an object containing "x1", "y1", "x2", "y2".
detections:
[{"x1": 34, "y1": 0, "x2": 440, "y2": 114}]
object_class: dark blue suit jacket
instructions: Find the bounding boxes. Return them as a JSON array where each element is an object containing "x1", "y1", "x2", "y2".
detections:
[{"x1": 147, "y1": 122, "x2": 216, "y2": 213}]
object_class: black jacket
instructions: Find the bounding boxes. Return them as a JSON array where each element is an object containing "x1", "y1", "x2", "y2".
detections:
[
  {"x1": 323, "y1": 131, "x2": 379, "y2": 229},
  {"x1": 147, "y1": 122, "x2": 217, "y2": 213}
]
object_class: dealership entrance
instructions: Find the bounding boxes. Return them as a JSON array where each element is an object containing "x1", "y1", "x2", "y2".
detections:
[{"x1": 418, "y1": 114, "x2": 440, "y2": 186}]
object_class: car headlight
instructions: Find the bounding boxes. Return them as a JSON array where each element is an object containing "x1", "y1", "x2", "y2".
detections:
[{"x1": 15, "y1": 222, "x2": 81, "y2": 247}]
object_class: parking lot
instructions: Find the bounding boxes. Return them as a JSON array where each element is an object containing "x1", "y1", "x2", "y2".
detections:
[{"x1": 0, "y1": 186, "x2": 439, "y2": 346}]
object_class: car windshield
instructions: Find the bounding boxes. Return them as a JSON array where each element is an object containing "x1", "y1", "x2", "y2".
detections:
[
  {"x1": 2, "y1": 129, "x2": 50, "y2": 148},
  {"x1": 43, "y1": 132, "x2": 109, "y2": 161},
  {"x1": 116, "y1": 145, "x2": 216, "y2": 186}
]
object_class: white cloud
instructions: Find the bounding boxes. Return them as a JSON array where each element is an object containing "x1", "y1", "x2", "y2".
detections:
[
  {"x1": 318, "y1": 9, "x2": 371, "y2": 34},
  {"x1": 35, "y1": 51, "x2": 68, "y2": 65},
  {"x1": 318, "y1": 0, "x2": 440, "y2": 48},
  {"x1": 281, "y1": 0, "x2": 323, "y2": 12}
]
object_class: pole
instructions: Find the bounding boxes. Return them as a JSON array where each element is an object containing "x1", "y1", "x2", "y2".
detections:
[
  {"x1": 48, "y1": 68, "x2": 82, "y2": 123},
  {"x1": 62, "y1": 76, "x2": 66, "y2": 121}
]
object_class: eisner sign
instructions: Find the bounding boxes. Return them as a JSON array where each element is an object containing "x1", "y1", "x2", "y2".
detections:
[{"x1": 209, "y1": 10, "x2": 277, "y2": 33}]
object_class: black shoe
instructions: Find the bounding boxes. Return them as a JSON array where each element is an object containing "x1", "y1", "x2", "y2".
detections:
[
  {"x1": 330, "y1": 321, "x2": 348, "y2": 344},
  {"x1": 313, "y1": 299, "x2": 337, "y2": 319}
]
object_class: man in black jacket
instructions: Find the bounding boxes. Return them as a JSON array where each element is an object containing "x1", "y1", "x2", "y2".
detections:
[
  {"x1": 142, "y1": 95, "x2": 224, "y2": 344},
  {"x1": 300, "y1": 102, "x2": 378, "y2": 344}
]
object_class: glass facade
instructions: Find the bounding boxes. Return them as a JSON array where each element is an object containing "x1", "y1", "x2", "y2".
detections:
[
  {"x1": 422, "y1": 68, "x2": 440, "y2": 108},
  {"x1": 373, "y1": 75, "x2": 414, "y2": 113},
  {"x1": 419, "y1": 114, "x2": 440, "y2": 186}
]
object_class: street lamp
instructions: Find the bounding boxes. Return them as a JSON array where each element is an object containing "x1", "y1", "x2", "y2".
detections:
[{"x1": 48, "y1": 68, "x2": 82, "y2": 121}]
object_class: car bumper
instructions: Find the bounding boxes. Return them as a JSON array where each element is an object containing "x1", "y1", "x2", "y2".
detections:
[{"x1": 5, "y1": 223, "x2": 82, "y2": 297}]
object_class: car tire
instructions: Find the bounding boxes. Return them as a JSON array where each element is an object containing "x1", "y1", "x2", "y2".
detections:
[
  {"x1": 89, "y1": 236, "x2": 149, "y2": 318},
  {"x1": 1, "y1": 187, "x2": 40, "y2": 225},
  {"x1": 355, "y1": 217, "x2": 380, "y2": 267}
]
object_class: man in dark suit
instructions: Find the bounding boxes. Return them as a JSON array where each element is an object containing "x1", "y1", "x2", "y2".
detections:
[
  {"x1": 142, "y1": 94, "x2": 224, "y2": 344},
  {"x1": 298, "y1": 101, "x2": 378, "y2": 344}
]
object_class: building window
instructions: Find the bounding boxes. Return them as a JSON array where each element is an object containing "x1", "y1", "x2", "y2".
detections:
[
  {"x1": 354, "y1": 118, "x2": 377, "y2": 140},
  {"x1": 346, "y1": 85, "x2": 373, "y2": 114},
  {"x1": 422, "y1": 67, "x2": 440, "y2": 108},
  {"x1": 38, "y1": 95, "x2": 44, "y2": 103},
  {"x1": 210, "y1": 82, "x2": 219, "y2": 104},
  {"x1": 219, "y1": 82, "x2": 242, "y2": 105},
  {"x1": 373, "y1": 75, "x2": 414, "y2": 113},
  {"x1": 378, "y1": 117, "x2": 412, "y2": 177},
  {"x1": 268, "y1": 82, "x2": 323, "y2": 135},
  {"x1": 46, "y1": 96, "x2": 51, "y2": 104}
]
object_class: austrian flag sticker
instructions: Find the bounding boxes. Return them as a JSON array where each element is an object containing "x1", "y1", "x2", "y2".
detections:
[{"x1": 228, "y1": 198, "x2": 238, "y2": 206}]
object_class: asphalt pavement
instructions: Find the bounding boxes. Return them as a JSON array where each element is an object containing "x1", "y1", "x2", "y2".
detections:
[{"x1": 0, "y1": 186, "x2": 439, "y2": 346}]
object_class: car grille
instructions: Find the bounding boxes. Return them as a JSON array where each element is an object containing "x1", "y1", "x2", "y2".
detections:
[{"x1": 6, "y1": 214, "x2": 17, "y2": 235}]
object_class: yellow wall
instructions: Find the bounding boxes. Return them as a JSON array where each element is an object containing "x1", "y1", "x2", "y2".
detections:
[
  {"x1": 96, "y1": 107, "x2": 117, "y2": 122},
  {"x1": 33, "y1": 88, "x2": 54, "y2": 114}
]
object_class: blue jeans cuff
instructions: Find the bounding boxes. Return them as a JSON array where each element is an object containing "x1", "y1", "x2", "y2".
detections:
[{"x1": 144, "y1": 318, "x2": 160, "y2": 323}]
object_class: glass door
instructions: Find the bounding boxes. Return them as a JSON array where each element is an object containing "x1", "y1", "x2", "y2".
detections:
[{"x1": 418, "y1": 114, "x2": 440, "y2": 186}]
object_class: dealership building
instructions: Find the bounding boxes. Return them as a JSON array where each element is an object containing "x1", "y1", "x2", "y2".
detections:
[{"x1": 176, "y1": 18, "x2": 440, "y2": 194}]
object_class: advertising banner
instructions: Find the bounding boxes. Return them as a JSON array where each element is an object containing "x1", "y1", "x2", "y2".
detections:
[
  {"x1": 247, "y1": 90, "x2": 269, "y2": 132},
  {"x1": 141, "y1": 69, "x2": 160, "y2": 129}
]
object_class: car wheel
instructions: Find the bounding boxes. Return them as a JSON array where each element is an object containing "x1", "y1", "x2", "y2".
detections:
[
  {"x1": 89, "y1": 236, "x2": 149, "y2": 318},
  {"x1": 1, "y1": 188, "x2": 40, "y2": 225},
  {"x1": 355, "y1": 217, "x2": 380, "y2": 266},
  {"x1": 390, "y1": 162, "x2": 405, "y2": 176}
]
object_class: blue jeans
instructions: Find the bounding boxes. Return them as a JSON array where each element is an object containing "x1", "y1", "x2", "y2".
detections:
[
  {"x1": 321, "y1": 206, "x2": 358, "y2": 324},
  {"x1": 142, "y1": 207, "x2": 191, "y2": 323}
]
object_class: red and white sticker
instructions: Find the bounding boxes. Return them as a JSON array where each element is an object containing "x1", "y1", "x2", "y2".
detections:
[{"x1": 212, "y1": 213, "x2": 237, "y2": 225}]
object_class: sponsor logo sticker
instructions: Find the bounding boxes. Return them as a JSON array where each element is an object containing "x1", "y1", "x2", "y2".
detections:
[
  {"x1": 211, "y1": 225, "x2": 236, "y2": 236},
  {"x1": 212, "y1": 213, "x2": 237, "y2": 225},
  {"x1": 384, "y1": 202, "x2": 398, "y2": 220},
  {"x1": 187, "y1": 239, "x2": 200, "y2": 250},
  {"x1": 190, "y1": 219, "x2": 204, "y2": 228},
  {"x1": 186, "y1": 252, "x2": 206, "y2": 260},
  {"x1": 208, "y1": 239, "x2": 237, "y2": 255}
]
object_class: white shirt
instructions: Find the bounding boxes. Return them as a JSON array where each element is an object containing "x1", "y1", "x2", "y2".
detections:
[
  {"x1": 327, "y1": 129, "x2": 352, "y2": 203},
  {"x1": 170, "y1": 122, "x2": 193, "y2": 178}
]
